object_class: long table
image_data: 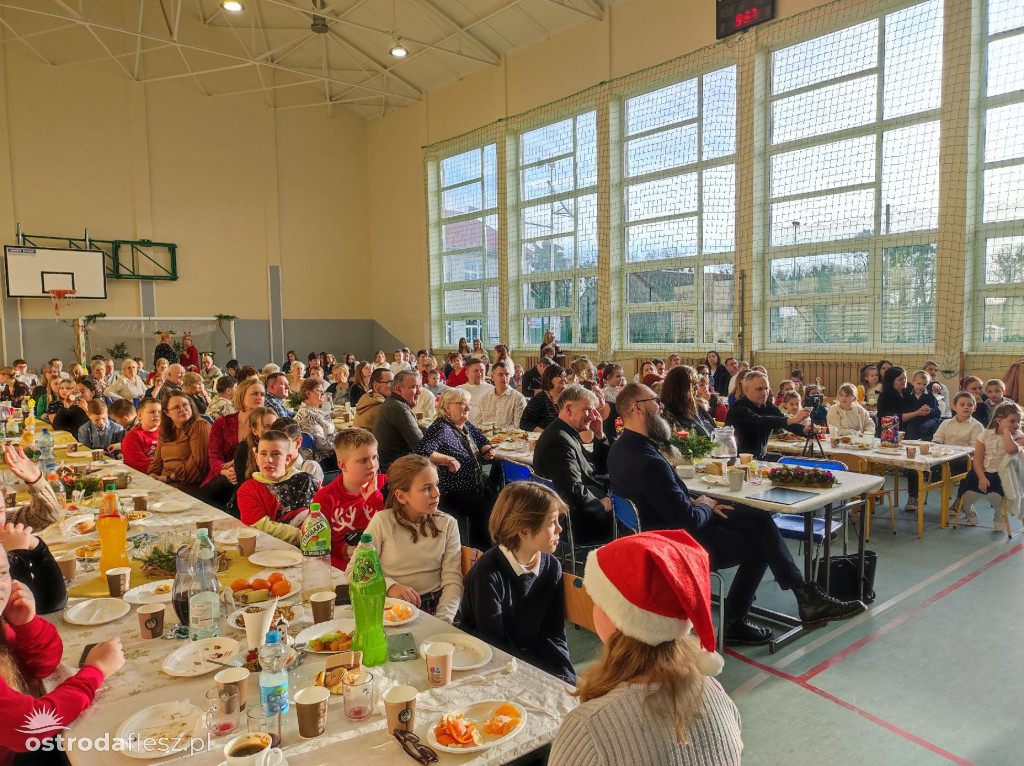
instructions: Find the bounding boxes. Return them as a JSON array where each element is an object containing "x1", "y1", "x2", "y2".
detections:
[{"x1": 43, "y1": 468, "x2": 576, "y2": 765}]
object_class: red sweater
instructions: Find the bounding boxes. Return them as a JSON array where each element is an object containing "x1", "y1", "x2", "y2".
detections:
[
  {"x1": 205, "y1": 412, "x2": 240, "y2": 485},
  {"x1": 312, "y1": 474, "x2": 387, "y2": 570},
  {"x1": 447, "y1": 368, "x2": 468, "y2": 387},
  {"x1": 121, "y1": 427, "x2": 159, "y2": 473},
  {"x1": 0, "y1": 617, "x2": 105, "y2": 765},
  {"x1": 179, "y1": 346, "x2": 199, "y2": 373}
]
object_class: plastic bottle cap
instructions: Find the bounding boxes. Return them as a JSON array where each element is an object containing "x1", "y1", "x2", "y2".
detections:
[
  {"x1": 105, "y1": 483, "x2": 116, "y2": 490},
  {"x1": 196, "y1": 529, "x2": 209, "y2": 538},
  {"x1": 360, "y1": 533, "x2": 372, "y2": 543},
  {"x1": 265, "y1": 631, "x2": 280, "y2": 644},
  {"x1": 46, "y1": 473, "x2": 57, "y2": 480},
  {"x1": 310, "y1": 502, "x2": 320, "y2": 512}
]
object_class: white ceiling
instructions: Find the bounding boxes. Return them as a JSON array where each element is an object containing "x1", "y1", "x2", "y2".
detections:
[{"x1": 0, "y1": 0, "x2": 608, "y2": 118}]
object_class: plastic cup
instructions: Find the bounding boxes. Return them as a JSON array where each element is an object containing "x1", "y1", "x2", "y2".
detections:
[
  {"x1": 106, "y1": 566, "x2": 132, "y2": 597},
  {"x1": 246, "y1": 704, "x2": 283, "y2": 749},
  {"x1": 137, "y1": 603, "x2": 165, "y2": 639},
  {"x1": 56, "y1": 554, "x2": 77, "y2": 582},
  {"x1": 343, "y1": 670, "x2": 375, "y2": 721},
  {"x1": 237, "y1": 529, "x2": 258, "y2": 557},
  {"x1": 727, "y1": 468, "x2": 744, "y2": 492},
  {"x1": 384, "y1": 685, "x2": 417, "y2": 734},
  {"x1": 309, "y1": 591, "x2": 335, "y2": 624},
  {"x1": 294, "y1": 686, "x2": 330, "y2": 738},
  {"x1": 216, "y1": 666, "x2": 250, "y2": 711},
  {"x1": 425, "y1": 641, "x2": 454, "y2": 688}
]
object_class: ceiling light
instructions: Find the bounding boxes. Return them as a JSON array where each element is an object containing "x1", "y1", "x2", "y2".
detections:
[
  {"x1": 389, "y1": 37, "x2": 408, "y2": 58},
  {"x1": 221, "y1": 1, "x2": 244, "y2": 12}
]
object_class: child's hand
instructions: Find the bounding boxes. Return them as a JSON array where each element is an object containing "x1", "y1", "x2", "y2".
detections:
[
  {"x1": 387, "y1": 583, "x2": 421, "y2": 607},
  {"x1": 0, "y1": 522, "x2": 38, "y2": 551},
  {"x1": 3, "y1": 581, "x2": 36, "y2": 626},
  {"x1": 978, "y1": 475, "x2": 990, "y2": 493},
  {"x1": 84, "y1": 637, "x2": 125, "y2": 678}
]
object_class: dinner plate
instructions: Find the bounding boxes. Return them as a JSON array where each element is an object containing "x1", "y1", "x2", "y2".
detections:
[
  {"x1": 427, "y1": 700, "x2": 527, "y2": 754},
  {"x1": 162, "y1": 637, "x2": 240, "y2": 677},
  {"x1": 294, "y1": 618, "x2": 356, "y2": 653},
  {"x1": 114, "y1": 701, "x2": 204, "y2": 760},
  {"x1": 419, "y1": 632, "x2": 493, "y2": 671},
  {"x1": 227, "y1": 603, "x2": 304, "y2": 630},
  {"x1": 248, "y1": 549, "x2": 303, "y2": 568},
  {"x1": 123, "y1": 579, "x2": 175, "y2": 605},
  {"x1": 150, "y1": 500, "x2": 190, "y2": 513},
  {"x1": 64, "y1": 598, "x2": 131, "y2": 626},
  {"x1": 383, "y1": 598, "x2": 419, "y2": 627},
  {"x1": 66, "y1": 448, "x2": 94, "y2": 458},
  {"x1": 214, "y1": 529, "x2": 238, "y2": 546}
]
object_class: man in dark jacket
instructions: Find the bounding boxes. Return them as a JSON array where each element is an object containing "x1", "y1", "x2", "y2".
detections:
[
  {"x1": 533, "y1": 384, "x2": 612, "y2": 544},
  {"x1": 521, "y1": 354, "x2": 553, "y2": 398},
  {"x1": 726, "y1": 371, "x2": 811, "y2": 459},
  {"x1": 372, "y1": 370, "x2": 426, "y2": 471},
  {"x1": 609, "y1": 382, "x2": 865, "y2": 646}
]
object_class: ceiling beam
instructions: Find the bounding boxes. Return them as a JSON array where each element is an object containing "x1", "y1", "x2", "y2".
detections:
[
  {"x1": 408, "y1": 0, "x2": 502, "y2": 62},
  {"x1": 545, "y1": 0, "x2": 603, "y2": 21},
  {"x1": 326, "y1": 28, "x2": 422, "y2": 97},
  {"x1": 0, "y1": 15, "x2": 52, "y2": 64}
]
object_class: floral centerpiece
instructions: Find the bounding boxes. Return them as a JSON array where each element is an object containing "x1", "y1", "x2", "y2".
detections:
[
  {"x1": 666, "y1": 430, "x2": 715, "y2": 464},
  {"x1": 768, "y1": 466, "x2": 838, "y2": 488}
]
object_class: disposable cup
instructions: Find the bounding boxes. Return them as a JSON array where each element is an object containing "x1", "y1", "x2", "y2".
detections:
[
  {"x1": 242, "y1": 598, "x2": 278, "y2": 651},
  {"x1": 906, "y1": 446, "x2": 917, "y2": 459},
  {"x1": 738, "y1": 453, "x2": 753, "y2": 465},
  {"x1": 425, "y1": 641, "x2": 454, "y2": 687},
  {"x1": 309, "y1": 591, "x2": 335, "y2": 624},
  {"x1": 132, "y1": 493, "x2": 149, "y2": 512},
  {"x1": 384, "y1": 684, "x2": 417, "y2": 733},
  {"x1": 106, "y1": 566, "x2": 132, "y2": 597},
  {"x1": 727, "y1": 468, "x2": 744, "y2": 492},
  {"x1": 920, "y1": 442, "x2": 930, "y2": 455},
  {"x1": 216, "y1": 666, "x2": 251, "y2": 711},
  {"x1": 137, "y1": 603, "x2": 165, "y2": 639},
  {"x1": 57, "y1": 554, "x2": 77, "y2": 582},
  {"x1": 237, "y1": 530, "x2": 258, "y2": 557},
  {"x1": 294, "y1": 686, "x2": 330, "y2": 738}
]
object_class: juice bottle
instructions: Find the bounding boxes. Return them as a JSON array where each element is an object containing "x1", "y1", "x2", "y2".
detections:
[
  {"x1": 350, "y1": 534, "x2": 387, "y2": 666},
  {"x1": 97, "y1": 482, "x2": 129, "y2": 574},
  {"x1": 300, "y1": 503, "x2": 332, "y2": 598}
]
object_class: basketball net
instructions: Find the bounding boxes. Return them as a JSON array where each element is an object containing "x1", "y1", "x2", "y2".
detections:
[{"x1": 47, "y1": 289, "x2": 76, "y2": 319}]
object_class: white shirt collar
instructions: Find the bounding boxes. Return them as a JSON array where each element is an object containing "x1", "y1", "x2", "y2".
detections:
[{"x1": 499, "y1": 545, "x2": 541, "y2": 576}]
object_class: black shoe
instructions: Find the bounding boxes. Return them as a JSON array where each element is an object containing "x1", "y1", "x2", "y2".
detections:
[
  {"x1": 723, "y1": 618, "x2": 774, "y2": 646},
  {"x1": 795, "y1": 581, "x2": 866, "y2": 627}
]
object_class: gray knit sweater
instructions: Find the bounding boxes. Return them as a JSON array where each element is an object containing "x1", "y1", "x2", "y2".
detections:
[{"x1": 549, "y1": 679, "x2": 742, "y2": 766}]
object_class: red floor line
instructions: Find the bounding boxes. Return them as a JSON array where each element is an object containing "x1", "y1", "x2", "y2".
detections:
[
  {"x1": 725, "y1": 649, "x2": 973, "y2": 766},
  {"x1": 799, "y1": 542, "x2": 1024, "y2": 681}
]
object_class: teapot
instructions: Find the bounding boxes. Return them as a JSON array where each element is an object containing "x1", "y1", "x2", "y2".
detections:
[{"x1": 710, "y1": 426, "x2": 738, "y2": 465}]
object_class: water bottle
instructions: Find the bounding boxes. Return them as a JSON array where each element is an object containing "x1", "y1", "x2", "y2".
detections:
[
  {"x1": 350, "y1": 533, "x2": 387, "y2": 666},
  {"x1": 187, "y1": 529, "x2": 221, "y2": 640},
  {"x1": 46, "y1": 473, "x2": 66, "y2": 508},
  {"x1": 300, "y1": 503, "x2": 333, "y2": 599},
  {"x1": 38, "y1": 428, "x2": 55, "y2": 477},
  {"x1": 258, "y1": 630, "x2": 289, "y2": 714}
]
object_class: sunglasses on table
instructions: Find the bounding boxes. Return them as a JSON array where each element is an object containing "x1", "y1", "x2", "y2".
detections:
[{"x1": 393, "y1": 730, "x2": 437, "y2": 764}]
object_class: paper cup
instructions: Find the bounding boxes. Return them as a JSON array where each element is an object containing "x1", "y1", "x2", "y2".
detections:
[
  {"x1": 309, "y1": 592, "x2": 335, "y2": 624},
  {"x1": 676, "y1": 464, "x2": 695, "y2": 480},
  {"x1": 196, "y1": 518, "x2": 215, "y2": 536},
  {"x1": 57, "y1": 554, "x2": 77, "y2": 582},
  {"x1": 132, "y1": 493, "x2": 148, "y2": 512},
  {"x1": 237, "y1": 529, "x2": 258, "y2": 557},
  {"x1": 294, "y1": 686, "x2": 330, "y2": 738},
  {"x1": 425, "y1": 641, "x2": 454, "y2": 687},
  {"x1": 384, "y1": 684, "x2": 417, "y2": 733},
  {"x1": 137, "y1": 603, "x2": 165, "y2": 639},
  {"x1": 906, "y1": 446, "x2": 917, "y2": 459},
  {"x1": 920, "y1": 442, "x2": 930, "y2": 455},
  {"x1": 224, "y1": 732, "x2": 284, "y2": 766},
  {"x1": 91, "y1": 449, "x2": 105, "y2": 462},
  {"x1": 3, "y1": 488, "x2": 15, "y2": 507},
  {"x1": 727, "y1": 468, "x2": 744, "y2": 491},
  {"x1": 738, "y1": 453, "x2": 753, "y2": 465},
  {"x1": 242, "y1": 598, "x2": 278, "y2": 651},
  {"x1": 106, "y1": 566, "x2": 132, "y2": 597},
  {"x1": 216, "y1": 666, "x2": 251, "y2": 711}
]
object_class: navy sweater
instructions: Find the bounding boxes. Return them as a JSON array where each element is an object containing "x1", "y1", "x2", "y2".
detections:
[{"x1": 459, "y1": 547, "x2": 576, "y2": 683}]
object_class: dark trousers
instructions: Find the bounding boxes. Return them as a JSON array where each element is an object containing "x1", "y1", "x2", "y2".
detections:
[
  {"x1": 440, "y1": 488, "x2": 495, "y2": 550},
  {"x1": 693, "y1": 506, "x2": 804, "y2": 621},
  {"x1": 197, "y1": 475, "x2": 236, "y2": 511}
]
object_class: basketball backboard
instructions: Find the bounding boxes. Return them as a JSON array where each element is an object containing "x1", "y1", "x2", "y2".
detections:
[{"x1": 3, "y1": 246, "x2": 106, "y2": 299}]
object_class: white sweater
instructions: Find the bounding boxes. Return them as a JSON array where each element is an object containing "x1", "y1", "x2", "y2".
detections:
[
  {"x1": 347, "y1": 509, "x2": 463, "y2": 624},
  {"x1": 826, "y1": 403, "x2": 873, "y2": 435},
  {"x1": 933, "y1": 417, "x2": 984, "y2": 447}
]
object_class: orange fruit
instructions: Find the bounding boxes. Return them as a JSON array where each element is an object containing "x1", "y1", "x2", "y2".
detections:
[
  {"x1": 250, "y1": 578, "x2": 270, "y2": 591},
  {"x1": 230, "y1": 579, "x2": 251, "y2": 592},
  {"x1": 270, "y1": 580, "x2": 291, "y2": 597},
  {"x1": 492, "y1": 704, "x2": 520, "y2": 721},
  {"x1": 267, "y1": 572, "x2": 285, "y2": 584}
]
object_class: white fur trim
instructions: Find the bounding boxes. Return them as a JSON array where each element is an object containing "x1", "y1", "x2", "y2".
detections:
[
  {"x1": 584, "y1": 549, "x2": 692, "y2": 645},
  {"x1": 697, "y1": 650, "x2": 725, "y2": 677}
]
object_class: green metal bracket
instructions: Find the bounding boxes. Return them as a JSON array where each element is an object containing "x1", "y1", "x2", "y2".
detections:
[{"x1": 21, "y1": 234, "x2": 178, "y2": 281}]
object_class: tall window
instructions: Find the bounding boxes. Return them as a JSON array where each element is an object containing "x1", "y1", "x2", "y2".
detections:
[
  {"x1": 765, "y1": 0, "x2": 942, "y2": 348},
  {"x1": 619, "y1": 66, "x2": 737, "y2": 347},
  {"x1": 976, "y1": 0, "x2": 1024, "y2": 346},
  {"x1": 434, "y1": 144, "x2": 500, "y2": 347},
  {"x1": 517, "y1": 112, "x2": 598, "y2": 347}
]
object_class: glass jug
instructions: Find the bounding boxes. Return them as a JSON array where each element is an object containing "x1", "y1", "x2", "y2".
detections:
[
  {"x1": 710, "y1": 426, "x2": 738, "y2": 465},
  {"x1": 170, "y1": 544, "x2": 192, "y2": 638}
]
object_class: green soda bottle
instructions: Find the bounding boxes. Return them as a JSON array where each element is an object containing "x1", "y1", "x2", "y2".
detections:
[{"x1": 350, "y1": 533, "x2": 388, "y2": 666}]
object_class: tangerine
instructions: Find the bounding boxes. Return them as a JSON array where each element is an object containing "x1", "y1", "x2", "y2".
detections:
[
  {"x1": 267, "y1": 572, "x2": 286, "y2": 584},
  {"x1": 492, "y1": 704, "x2": 520, "y2": 721},
  {"x1": 230, "y1": 579, "x2": 251, "y2": 592},
  {"x1": 270, "y1": 580, "x2": 291, "y2": 597},
  {"x1": 250, "y1": 578, "x2": 271, "y2": 591}
]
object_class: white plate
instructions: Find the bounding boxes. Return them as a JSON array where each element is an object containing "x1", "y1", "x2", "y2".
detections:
[
  {"x1": 64, "y1": 598, "x2": 131, "y2": 626},
  {"x1": 427, "y1": 701, "x2": 527, "y2": 754},
  {"x1": 383, "y1": 598, "x2": 419, "y2": 627},
  {"x1": 294, "y1": 618, "x2": 356, "y2": 653},
  {"x1": 162, "y1": 637, "x2": 240, "y2": 677},
  {"x1": 114, "y1": 701, "x2": 204, "y2": 760},
  {"x1": 419, "y1": 632, "x2": 493, "y2": 671},
  {"x1": 248, "y1": 549, "x2": 303, "y2": 568},
  {"x1": 150, "y1": 500, "x2": 190, "y2": 513},
  {"x1": 115, "y1": 489, "x2": 136, "y2": 499},
  {"x1": 123, "y1": 579, "x2": 175, "y2": 605},
  {"x1": 214, "y1": 529, "x2": 238, "y2": 546},
  {"x1": 227, "y1": 603, "x2": 304, "y2": 630},
  {"x1": 66, "y1": 449, "x2": 94, "y2": 458}
]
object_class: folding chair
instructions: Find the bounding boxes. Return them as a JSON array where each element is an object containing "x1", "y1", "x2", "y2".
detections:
[
  {"x1": 775, "y1": 457, "x2": 852, "y2": 557},
  {"x1": 531, "y1": 470, "x2": 601, "y2": 576},
  {"x1": 834, "y1": 454, "x2": 895, "y2": 540},
  {"x1": 501, "y1": 460, "x2": 532, "y2": 485},
  {"x1": 951, "y1": 491, "x2": 1013, "y2": 540}
]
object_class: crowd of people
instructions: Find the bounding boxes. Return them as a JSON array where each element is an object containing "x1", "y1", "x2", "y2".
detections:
[{"x1": 1, "y1": 337, "x2": 1021, "y2": 765}]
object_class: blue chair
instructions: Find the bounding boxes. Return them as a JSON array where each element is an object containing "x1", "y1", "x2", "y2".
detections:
[
  {"x1": 530, "y1": 469, "x2": 599, "y2": 576},
  {"x1": 502, "y1": 460, "x2": 532, "y2": 485},
  {"x1": 774, "y1": 457, "x2": 852, "y2": 562},
  {"x1": 201, "y1": 415, "x2": 214, "y2": 424},
  {"x1": 300, "y1": 433, "x2": 314, "y2": 451}
]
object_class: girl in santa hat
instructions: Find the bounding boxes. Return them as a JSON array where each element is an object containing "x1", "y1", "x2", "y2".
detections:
[{"x1": 549, "y1": 530, "x2": 742, "y2": 766}]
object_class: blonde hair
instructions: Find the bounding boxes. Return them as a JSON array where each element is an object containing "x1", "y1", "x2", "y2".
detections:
[
  {"x1": 911, "y1": 369, "x2": 931, "y2": 383},
  {"x1": 489, "y1": 482, "x2": 566, "y2": 551},
  {"x1": 232, "y1": 377, "x2": 264, "y2": 411},
  {"x1": 782, "y1": 390, "x2": 802, "y2": 407},
  {"x1": 241, "y1": 406, "x2": 272, "y2": 480},
  {"x1": 86, "y1": 399, "x2": 108, "y2": 416},
  {"x1": 837, "y1": 383, "x2": 857, "y2": 397},
  {"x1": 333, "y1": 427, "x2": 377, "y2": 454},
  {"x1": 385, "y1": 454, "x2": 440, "y2": 543},
  {"x1": 574, "y1": 632, "x2": 707, "y2": 745},
  {"x1": 987, "y1": 401, "x2": 1022, "y2": 431},
  {"x1": 121, "y1": 358, "x2": 138, "y2": 374},
  {"x1": 985, "y1": 378, "x2": 1006, "y2": 392}
]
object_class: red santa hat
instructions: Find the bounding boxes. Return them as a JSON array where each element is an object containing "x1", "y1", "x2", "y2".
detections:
[{"x1": 584, "y1": 529, "x2": 725, "y2": 676}]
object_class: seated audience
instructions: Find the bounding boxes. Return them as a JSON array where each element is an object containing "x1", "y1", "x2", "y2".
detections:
[
  {"x1": 225, "y1": 359, "x2": 241, "y2": 379},
  {"x1": 446, "y1": 354, "x2": 469, "y2": 388},
  {"x1": 662, "y1": 365, "x2": 715, "y2": 439},
  {"x1": 264, "y1": 372, "x2": 295, "y2": 419},
  {"x1": 144, "y1": 372, "x2": 166, "y2": 400},
  {"x1": 313, "y1": 428, "x2": 387, "y2": 569},
  {"x1": 415, "y1": 388, "x2": 495, "y2": 550},
  {"x1": 13, "y1": 360, "x2": 36, "y2": 390},
  {"x1": 147, "y1": 357, "x2": 169, "y2": 385},
  {"x1": 533, "y1": 384, "x2": 612, "y2": 545},
  {"x1": 412, "y1": 374, "x2": 438, "y2": 421},
  {"x1": 104, "y1": 358, "x2": 146, "y2": 402},
  {"x1": 373, "y1": 370, "x2": 426, "y2": 471},
  {"x1": 77, "y1": 400, "x2": 125, "y2": 454},
  {"x1": 609, "y1": 383, "x2": 865, "y2": 646},
  {"x1": 601, "y1": 363, "x2": 624, "y2": 404},
  {"x1": 108, "y1": 398, "x2": 138, "y2": 432},
  {"x1": 182, "y1": 372, "x2": 211, "y2": 416},
  {"x1": 271, "y1": 418, "x2": 324, "y2": 485},
  {"x1": 424, "y1": 368, "x2": 448, "y2": 398},
  {"x1": 348, "y1": 454, "x2": 462, "y2": 623},
  {"x1": 876, "y1": 367, "x2": 931, "y2": 444},
  {"x1": 522, "y1": 354, "x2": 553, "y2": 398},
  {"x1": 473, "y1": 360, "x2": 526, "y2": 430},
  {"x1": 706, "y1": 350, "x2": 731, "y2": 397},
  {"x1": 961, "y1": 376, "x2": 989, "y2": 425},
  {"x1": 36, "y1": 375, "x2": 67, "y2": 423},
  {"x1": 985, "y1": 378, "x2": 1012, "y2": 418},
  {"x1": 958, "y1": 402, "x2": 1024, "y2": 532},
  {"x1": 121, "y1": 397, "x2": 161, "y2": 473},
  {"x1": 287, "y1": 361, "x2": 306, "y2": 392},
  {"x1": 520, "y1": 363, "x2": 567, "y2": 433},
  {"x1": 348, "y1": 361, "x2": 373, "y2": 407},
  {"x1": 206, "y1": 375, "x2": 238, "y2": 420},
  {"x1": 460, "y1": 482, "x2": 576, "y2": 683},
  {"x1": 548, "y1": 529, "x2": 742, "y2": 766},
  {"x1": 68, "y1": 362, "x2": 87, "y2": 382},
  {"x1": 201, "y1": 378, "x2": 265, "y2": 508},
  {"x1": 53, "y1": 379, "x2": 99, "y2": 437},
  {"x1": 326, "y1": 364, "x2": 350, "y2": 405},
  {"x1": 236, "y1": 430, "x2": 318, "y2": 544},
  {"x1": 163, "y1": 363, "x2": 185, "y2": 393},
  {"x1": 923, "y1": 360, "x2": 950, "y2": 415},
  {"x1": 294, "y1": 378, "x2": 338, "y2": 467},
  {"x1": 390, "y1": 349, "x2": 412, "y2": 375},
  {"x1": 901, "y1": 370, "x2": 941, "y2": 442},
  {"x1": 541, "y1": 330, "x2": 561, "y2": 359},
  {"x1": 0, "y1": 368, "x2": 30, "y2": 408},
  {"x1": 353, "y1": 367, "x2": 393, "y2": 430},
  {"x1": 200, "y1": 353, "x2": 222, "y2": 389},
  {"x1": 148, "y1": 391, "x2": 211, "y2": 494},
  {"x1": 826, "y1": 383, "x2": 874, "y2": 435},
  {"x1": 233, "y1": 407, "x2": 277, "y2": 484},
  {"x1": 725, "y1": 372, "x2": 810, "y2": 460},
  {"x1": 774, "y1": 380, "x2": 795, "y2": 406},
  {"x1": 458, "y1": 358, "x2": 492, "y2": 421}
]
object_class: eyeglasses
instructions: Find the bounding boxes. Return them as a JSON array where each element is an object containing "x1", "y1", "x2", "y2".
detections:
[
  {"x1": 393, "y1": 730, "x2": 437, "y2": 764},
  {"x1": 166, "y1": 404, "x2": 191, "y2": 413},
  {"x1": 633, "y1": 396, "x2": 662, "y2": 406}
]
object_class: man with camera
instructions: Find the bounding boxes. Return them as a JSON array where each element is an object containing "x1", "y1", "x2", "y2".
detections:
[{"x1": 726, "y1": 371, "x2": 812, "y2": 461}]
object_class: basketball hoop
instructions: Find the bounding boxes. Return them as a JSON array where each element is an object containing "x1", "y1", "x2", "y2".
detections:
[{"x1": 47, "y1": 288, "x2": 76, "y2": 319}]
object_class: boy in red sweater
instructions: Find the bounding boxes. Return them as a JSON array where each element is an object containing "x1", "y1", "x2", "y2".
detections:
[
  {"x1": 236, "y1": 430, "x2": 318, "y2": 545},
  {"x1": 120, "y1": 397, "x2": 161, "y2": 473},
  {"x1": 0, "y1": 547, "x2": 124, "y2": 765},
  {"x1": 312, "y1": 428, "x2": 387, "y2": 570}
]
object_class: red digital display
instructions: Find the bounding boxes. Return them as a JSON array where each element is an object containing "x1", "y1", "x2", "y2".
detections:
[
  {"x1": 717, "y1": 0, "x2": 774, "y2": 39},
  {"x1": 736, "y1": 7, "x2": 757, "y2": 28}
]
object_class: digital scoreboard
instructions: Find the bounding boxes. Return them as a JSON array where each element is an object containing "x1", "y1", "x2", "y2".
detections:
[{"x1": 716, "y1": 0, "x2": 775, "y2": 39}]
